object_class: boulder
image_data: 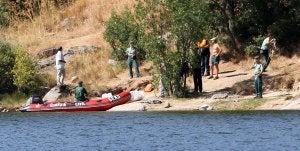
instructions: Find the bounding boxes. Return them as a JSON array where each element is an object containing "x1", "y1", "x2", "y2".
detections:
[
  {"x1": 43, "y1": 86, "x2": 71, "y2": 102},
  {"x1": 199, "y1": 104, "x2": 213, "y2": 111},
  {"x1": 43, "y1": 86, "x2": 62, "y2": 102},
  {"x1": 38, "y1": 56, "x2": 55, "y2": 68},
  {"x1": 37, "y1": 45, "x2": 100, "y2": 69},
  {"x1": 211, "y1": 93, "x2": 228, "y2": 99},
  {"x1": 37, "y1": 47, "x2": 60, "y2": 59}
]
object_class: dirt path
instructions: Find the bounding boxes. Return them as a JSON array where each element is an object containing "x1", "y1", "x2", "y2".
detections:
[{"x1": 107, "y1": 58, "x2": 300, "y2": 111}]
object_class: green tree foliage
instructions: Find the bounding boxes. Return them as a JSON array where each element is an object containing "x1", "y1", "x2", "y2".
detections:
[
  {"x1": 105, "y1": 0, "x2": 299, "y2": 97},
  {"x1": 210, "y1": 0, "x2": 300, "y2": 55},
  {"x1": 12, "y1": 47, "x2": 40, "y2": 94},
  {"x1": 0, "y1": 40, "x2": 16, "y2": 93},
  {"x1": 104, "y1": 9, "x2": 145, "y2": 60},
  {"x1": 0, "y1": 0, "x2": 9, "y2": 27}
]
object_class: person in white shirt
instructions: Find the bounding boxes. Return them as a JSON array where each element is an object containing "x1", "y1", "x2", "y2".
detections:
[
  {"x1": 55, "y1": 47, "x2": 66, "y2": 86},
  {"x1": 260, "y1": 32, "x2": 276, "y2": 71}
]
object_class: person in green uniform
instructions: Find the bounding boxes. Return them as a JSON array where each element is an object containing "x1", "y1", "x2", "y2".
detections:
[
  {"x1": 126, "y1": 41, "x2": 141, "y2": 79},
  {"x1": 253, "y1": 56, "x2": 263, "y2": 98},
  {"x1": 74, "y1": 81, "x2": 88, "y2": 102}
]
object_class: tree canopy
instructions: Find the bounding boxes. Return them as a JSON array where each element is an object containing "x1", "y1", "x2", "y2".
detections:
[{"x1": 104, "y1": 0, "x2": 300, "y2": 97}]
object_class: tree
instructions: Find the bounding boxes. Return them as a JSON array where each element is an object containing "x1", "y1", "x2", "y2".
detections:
[
  {"x1": 0, "y1": 40, "x2": 16, "y2": 93},
  {"x1": 12, "y1": 47, "x2": 40, "y2": 94},
  {"x1": 104, "y1": 8, "x2": 145, "y2": 60}
]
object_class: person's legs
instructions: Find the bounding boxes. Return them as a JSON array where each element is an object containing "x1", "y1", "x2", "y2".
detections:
[
  {"x1": 258, "y1": 76, "x2": 263, "y2": 97},
  {"x1": 197, "y1": 69, "x2": 203, "y2": 92},
  {"x1": 215, "y1": 64, "x2": 219, "y2": 78},
  {"x1": 201, "y1": 55, "x2": 205, "y2": 75},
  {"x1": 127, "y1": 58, "x2": 133, "y2": 78},
  {"x1": 57, "y1": 69, "x2": 63, "y2": 86},
  {"x1": 56, "y1": 70, "x2": 60, "y2": 86},
  {"x1": 209, "y1": 65, "x2": 214, "y2": 79},
  {"x1": 255, "y1": 78, "x2": 259, "y2": 97},
  {"x1": 193, "y1": 70, "x2": 198, "y2": 92},
  {"x1": 61, "y1": 69, "x2": 65, "y2": 85},
  {"x1": 205, "y1": 54, "x2": 210, "y2": 76},
  {"x1": 133, "y1": 59, "x2": 141, "y2": 77}
]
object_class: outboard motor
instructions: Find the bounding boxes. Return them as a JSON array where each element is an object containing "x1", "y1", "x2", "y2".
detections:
[{"x1": 20, "y1": 95, "x2": 43, "y2": 112}]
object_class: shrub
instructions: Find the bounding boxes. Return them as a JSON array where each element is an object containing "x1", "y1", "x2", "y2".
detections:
[
  {"x1": 0, "y1": 39, "x2": 16, "y2": 93},
  {"x1": 12, "y1": 47, "x2": 41, "y2": 94}
]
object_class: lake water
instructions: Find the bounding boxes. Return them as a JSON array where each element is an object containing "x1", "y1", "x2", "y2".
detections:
[{"x1": 0, "y1": 111, "x2": 300, "y2": 151}]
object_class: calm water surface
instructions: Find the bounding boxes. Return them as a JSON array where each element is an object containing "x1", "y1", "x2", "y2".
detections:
[{"x1": 0, "y1": 111, "x2": 300, "y2": 151}]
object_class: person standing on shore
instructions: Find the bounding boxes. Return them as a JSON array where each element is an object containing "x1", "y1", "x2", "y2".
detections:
[
  {"x1": 55, "y1": 46, "x2": 66, "y2": 86},
  {"x1": 208, "y1": 38, "x2": 222, "y2": 80},
  {"x1": 198, "y1": 39, "x2": 210, "y2": 76},
  {"x1": 253, "y1": 56, "x2": 263, "y2": 98},
  {"x1": 260, "y1": 32, "x2": 276, "y2": 72},
  {"x1": 126, "y1": 41, "x2": 141, "y2": 79},
  {"x1": 191, "y1": 47, "x2": 202, "y2": 94}
]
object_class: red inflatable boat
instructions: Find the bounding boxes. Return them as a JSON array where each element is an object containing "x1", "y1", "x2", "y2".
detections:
[{"x1": 20, "y1": 91, "x2": 131, "y2": 112}]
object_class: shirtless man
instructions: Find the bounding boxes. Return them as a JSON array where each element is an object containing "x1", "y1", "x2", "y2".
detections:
[{"x1": 208, "y1": 38, "x2": 222, "y2": 80}]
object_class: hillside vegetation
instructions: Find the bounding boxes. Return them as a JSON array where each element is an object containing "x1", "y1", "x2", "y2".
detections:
[{"x1": 0, "y1": 0, "x2": 299, "y2": 100}]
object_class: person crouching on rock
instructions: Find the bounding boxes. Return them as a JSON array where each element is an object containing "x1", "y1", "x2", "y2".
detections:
[
  {"x1": 126, "y1": 41, "x2": 141, "y2": 79},
  {"x1": 74, "y1": 81, "x2": 88, "y2": 102},
  {"x1": 253, "y1": 56, "x2": 263, "y2": 99}
]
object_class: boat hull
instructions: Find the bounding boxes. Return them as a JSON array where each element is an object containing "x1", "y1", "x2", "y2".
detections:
[{"x1": 21, "y1": 91, "x2": 131, "y2": 112}]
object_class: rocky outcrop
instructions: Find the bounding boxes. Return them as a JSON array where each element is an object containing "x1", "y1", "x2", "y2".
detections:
[
  {"x1": 37, "y1": 45, "x2": 100, "y2": 69},
  {"x1": 43, "y1": 86, "x2": 71, "y2": 102}
]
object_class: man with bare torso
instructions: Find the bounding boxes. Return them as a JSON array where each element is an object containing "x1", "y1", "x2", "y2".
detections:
[{"x1": 208, "y1": 38, "x2": 222, "y2": 80}]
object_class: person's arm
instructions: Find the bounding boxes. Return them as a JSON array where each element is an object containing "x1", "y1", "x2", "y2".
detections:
[
  {"x1": 217, "y1": 44, "x2": 222, "y2": 56},
  {"x1": 58, "y1": 52, "x2": 66, "y2": 63}
]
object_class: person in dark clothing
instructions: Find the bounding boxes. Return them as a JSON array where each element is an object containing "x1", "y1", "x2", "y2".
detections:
[
  {"x1": 199, "y1": 39, "x2": 210, "y2": 76},
  {"x1": 191, "y1": 48, "x2": 202, "y2": 94},
  {"x1": 74, "y1": 81, "x2": 88, "y2": 102}
]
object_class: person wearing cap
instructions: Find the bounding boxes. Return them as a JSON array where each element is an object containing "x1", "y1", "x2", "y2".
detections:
[
  {"x1": 126, "y1": 41, "x2": 141, "y2": 79},
  {"x1": 208, "y1": 38, "x2": 222, "y2": 80},
  {"x1": 55, "y1": 46, "x2": 66, "y2": 86},
  {"x1": 74, "y1": 81, "x2": 88, "y2": 102},
  {"x1": 260, "y1": 32, "x2": 276, "y2": 72},
  {"x1": 253, "y1": 56, "x2": 263, "y2": 98}
]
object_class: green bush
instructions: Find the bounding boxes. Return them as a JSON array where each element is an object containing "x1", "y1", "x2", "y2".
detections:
[
  {"x1": 104, "y1": 9, "x2": 145, "y2": 61},
  {"x1": 0, "y1": 39, "x2": 16, "y2": 93},
  {"x1": 244, "y1": 35, "x2": 265, "y2": 56},
  {"x1": 0, "y1": 0, "x2": 9, "y2": 27},
  {"x1": 12, "y1": 47, "x2": 41, "y2": 94}
]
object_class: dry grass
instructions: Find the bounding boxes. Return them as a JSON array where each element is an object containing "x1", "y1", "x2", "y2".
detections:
[
  {"x1": 211, "y1": 98, "x2": 269, "y2": 110},
  {"x1": 0, "y1": 0, "x2": 136, "y2": 90},
  {"x1": 66, "y1": 49, "x2": 118, "y2": 89},
  {"x1": 1, "y1": 0, "x2": 136, "y2": 52}
]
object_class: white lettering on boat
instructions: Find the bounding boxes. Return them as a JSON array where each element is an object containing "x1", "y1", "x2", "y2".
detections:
[
  {"x1": 75, "y1": 102, "x2": 85, "y2": 106},
  {"x1": 50, "y1": 103, "x2": 67, "y2": 108},
  {"x1": 108, "y1": 95, "x2": 121, "y2": 102}
]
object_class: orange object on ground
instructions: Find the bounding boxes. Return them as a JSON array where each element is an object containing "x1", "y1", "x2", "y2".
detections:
[{"x1": 144, "y1": 84, "x2": 154, "y2": 92}]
